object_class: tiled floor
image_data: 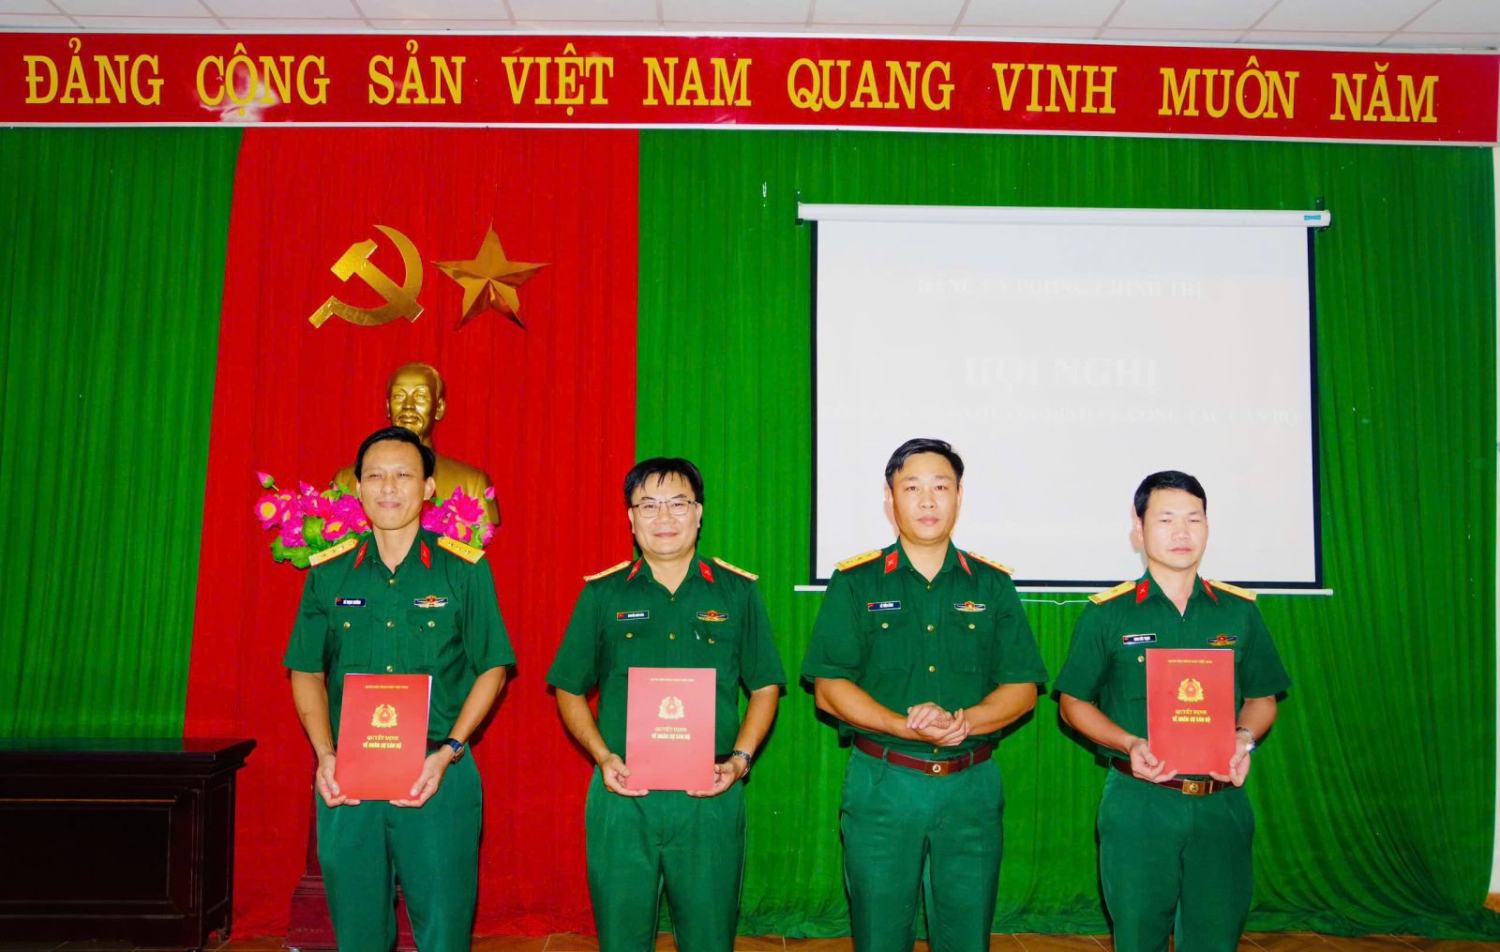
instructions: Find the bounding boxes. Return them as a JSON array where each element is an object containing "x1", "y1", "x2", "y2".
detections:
[{"x1": 2, "y1": 935, "x2": 1496, "y2": 952}]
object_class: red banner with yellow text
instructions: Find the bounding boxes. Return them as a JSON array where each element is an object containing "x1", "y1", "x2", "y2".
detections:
[{"x1": 1, "y1": 32, "x2": 1494, "y2": 144}]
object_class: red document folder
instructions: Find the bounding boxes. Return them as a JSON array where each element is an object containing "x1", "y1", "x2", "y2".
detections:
[
  {"x1": 334, "y1": 673, "x2": 432, "y2": 800},
  {"x1": 1145, "y1": 649, "x2": 1235, "y2": 775},
  {"x1": 624, "y1": 667, "x2": 716, "y2": 791}
]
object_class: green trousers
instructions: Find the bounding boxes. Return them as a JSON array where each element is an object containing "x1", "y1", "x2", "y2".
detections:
[
  {"x1": 839, "y1": 748, "x2": 1004, "y2": 952},
  {"x1": 583, "y1": 769, "x2": 746, "y2": 952},
  {"x1": 1097, "y1": 768, "x2": 1255, "y2": 952},
  {"x1": 316, "y1": 755, "x2": 482, "y2": 952}
]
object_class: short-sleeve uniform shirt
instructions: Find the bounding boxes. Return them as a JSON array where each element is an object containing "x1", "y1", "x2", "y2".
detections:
[
  {"x1": 547, "y1": 554, "x2": 786, "y2": 757},
  {"x1": 1054, "y1": 572, "x2": 1291, "y2": 767},
  {"x1": 283, "y1": 530, "x2": 516, "y2": 742},
  {"x1": 800, "y1": 542, "x2": 1049, "y2": 756}
]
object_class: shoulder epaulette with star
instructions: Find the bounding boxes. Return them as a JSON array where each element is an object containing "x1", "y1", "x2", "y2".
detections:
[
  {"x1": 1208, "y1": 579, "x2": 1257, "y2": 601},
  {"x1": 964, "y1": 551, "x2": 1013, "y2": 575},
  {"x1": 583, "y1": 560, "x2": 632, "y2": 582},
  {"x1": 835, "y1": 549, "x2": 884, "y2": 571},
  {"x1": 308, "y1": 536, "x2": 359, "y2": 567},
  {"x1": 1089, "y1": 580, "x2": 1136, "y2": 605},
  {"x1": 437, "y1": 536, "x2": 486, "y2": 564},
  {"x1": 711, "y1": 556, "x2": 758, "y2": 581}
]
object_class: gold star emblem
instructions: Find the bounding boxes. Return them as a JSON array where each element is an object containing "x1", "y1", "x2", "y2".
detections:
[{"x1": 434, "y1": 227, "x2": 547, "y2": 328}]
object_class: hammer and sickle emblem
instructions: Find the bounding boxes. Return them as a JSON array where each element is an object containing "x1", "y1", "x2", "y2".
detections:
[{"x1": 308, "y1": 225, "x2": 424, "y2": 328}]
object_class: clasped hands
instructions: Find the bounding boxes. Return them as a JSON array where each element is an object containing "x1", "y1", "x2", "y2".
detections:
[{"x1": 905, "y1": 701, "x2": 970, "y2": 747}]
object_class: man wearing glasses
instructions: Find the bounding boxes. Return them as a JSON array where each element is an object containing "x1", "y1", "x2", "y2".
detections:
[
  {"x1": 548, "y1": 457, "x2": 785, "y2": 951},
  {"x1": 801, "y1": 438, "x2": 1048, "y2": 952}
]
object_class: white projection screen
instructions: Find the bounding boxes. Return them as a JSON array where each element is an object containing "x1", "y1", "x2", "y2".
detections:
[{"x1": 805, "y1": 204, "x2": 1330, "y2": 590}]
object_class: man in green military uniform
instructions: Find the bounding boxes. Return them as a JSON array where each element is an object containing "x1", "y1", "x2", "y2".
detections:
[
  {"x1": 285, "y1": 426, "x2": 514, "y2": 952},
  {"x1": 801, "y1": 438, "x2": 1048, "y2": 952},
  {"x1": 548, "y1": 457, "x2": 785, "y2": 952},
  {"x1": 1055, "y1": 470, "x2": 1291, "y2": 952}
]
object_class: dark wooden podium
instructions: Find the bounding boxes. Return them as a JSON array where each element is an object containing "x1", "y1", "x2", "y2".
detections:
[{"x1": 0, "y1": 737, "x2": 255, "y2": 950}]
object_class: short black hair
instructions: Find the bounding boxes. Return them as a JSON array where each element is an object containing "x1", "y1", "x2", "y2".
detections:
[
  {"x1": 1133, "y1": 470, "x2": 1207, "y2": 518},
  {"x1": 884, "y1": 438, "x2": 964, "y2": 487},
  {"x1": 355, "y1": 426, "x2": 436, "y2": 480},
  {"x1": 624, "y1": 457, "x2": 704, "y2": 507}
]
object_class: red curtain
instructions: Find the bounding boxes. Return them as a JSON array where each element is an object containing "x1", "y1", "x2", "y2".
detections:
[{"x1": 184, "y1": 128, "x2": 638, "y2": 936}]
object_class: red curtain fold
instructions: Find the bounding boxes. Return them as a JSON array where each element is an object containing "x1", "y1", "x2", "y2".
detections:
[{"x1": 184, "y1": 127, "x2": 638, "y2": 936}]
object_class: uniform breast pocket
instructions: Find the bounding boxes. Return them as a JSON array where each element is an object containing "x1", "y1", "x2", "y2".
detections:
[
  {"x1": 332, "y1": 606, "x2": 373, "y2": 667},
  {"x1": 693, "y1": 625, "x2": 741, "y2": 681},
  {"x1": 947, "y1": 608, "x2": 989, "y2": 674},
  {"x1": 606, "y1": 621, "x2": 653, "y2": 673},
  {"x1": 1114, "y1": 643, "x2": 1149, "y2": 700},
  {"x1": 866, "y1": 614, "x2": 916, "y2": 672},
  {"x1": 404, "y1": 607, "x2": 455, "y2": 670}
]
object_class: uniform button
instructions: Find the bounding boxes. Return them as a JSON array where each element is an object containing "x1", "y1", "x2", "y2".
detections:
[
  {"x1": 1137, "y1": 655, "x2": 1144, "y2": 663},
  {"x1": 926, "y1": 583, "x2": 933, "y2": 591},
  {"x1": 669, "y1": 632, "x2": 676, "y2": 640},
  {"x1": 427, "y1": 620, "x2": 436, "y2": 629},
  {"x1": 625, "y1": 632, "x2": 634, "y2": 639},
  {"x1": 707, "y1": 638, "x2": 716, "y2": 645},
  {"x1": 670, "y1": 596, "x2": 676, "y2": 602},
  {"x1": 967, "y1": 623, "x2": 976, "y2": 630},
  {"x1": 385, "y1": 665, "x2": 394, "y2": 673},
  {"x1": 386, "y1": 620, "x2": 395, "y2": 629},
  {"x1": 342, "y1": 622, "x2": 351, "y2": 630},
  {"x1": 927, "y1": 664, "x2": 937, "y2": 673},
  {"x1": 932, "y1": 746, "x2": 941, "y2": 755},
  {"x1": 388, "y1": 578, "x2": 396, "y2": 586},
  {"x1": 881, "y1": 622, "x2": 889, "y2": 630},
  {"x1": 925, "y1": 623, "x2": 935, "y2": 632}
]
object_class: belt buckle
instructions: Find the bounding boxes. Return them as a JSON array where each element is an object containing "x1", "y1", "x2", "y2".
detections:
[
  {"x1": 929, "y1": 760, "x2": 949, "y2": 776},
  {"x1": 1180, "y1": 779, "x2": 1208, "y2": 797}
]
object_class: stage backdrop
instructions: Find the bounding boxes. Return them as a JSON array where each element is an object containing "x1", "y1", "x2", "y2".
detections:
[{"x1": 0, "y1": 126, "x2": 1495, "y2": 939}]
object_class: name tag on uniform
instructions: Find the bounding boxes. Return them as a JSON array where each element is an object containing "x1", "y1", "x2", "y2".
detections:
[
  {"x1": 1121, "y1": 633, "x2": 1157, "y2": 645},
  {"x1": 617, "y1": 610, "x2": 650, "y2": 621},
  {"x1": 953, "y1": 601, "x2": 987, "y2": 613},
  {"x1": 866, "y1": 600, "x2": 902, "y2": 612},
  {"x1": 335, "y1": 597, "x2": 366, "y2": 607},
  {"x1": 413, "y1": 595, "x2": 448, "y2": 609},
  {"x1": 696, "y1": 610, "x2": 729, "y2": 622}
]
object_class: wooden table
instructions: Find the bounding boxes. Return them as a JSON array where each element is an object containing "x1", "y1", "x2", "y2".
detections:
[{"x1": 0, "y1": 737, "x2": 256, "y2": 950}]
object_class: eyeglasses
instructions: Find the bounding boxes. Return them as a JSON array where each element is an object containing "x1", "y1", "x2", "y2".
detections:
[{"x1": 632, "y1": 497, "x2": 698, "y2": 517}]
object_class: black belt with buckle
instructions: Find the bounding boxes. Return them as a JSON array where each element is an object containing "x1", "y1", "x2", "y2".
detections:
[
  {"x1": 1111, "y1": 758, "x2": 1228, "y2": 796},
  {"x1": 853, "y1": 735, "x2": 994, "y2": 776}
]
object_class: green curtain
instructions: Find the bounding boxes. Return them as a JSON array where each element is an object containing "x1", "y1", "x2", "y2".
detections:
[
  {"x1": 636, "y1": 132, "x2": 1497, "y2": 937},
  {"x1": 0, "y1": 129, "x2": 239, "y2": 738}
]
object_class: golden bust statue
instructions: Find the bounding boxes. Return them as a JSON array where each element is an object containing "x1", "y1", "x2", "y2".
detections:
[{"x1": 334, "y1": 362, "x2": 498, "y2": 525}]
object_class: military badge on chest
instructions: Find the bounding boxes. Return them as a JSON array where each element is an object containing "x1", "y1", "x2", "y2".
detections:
[{"x1": 1208, "y1": 633, "x2": 1238, "y2": 647}]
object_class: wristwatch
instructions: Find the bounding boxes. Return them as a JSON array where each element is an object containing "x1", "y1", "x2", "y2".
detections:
[
  {"x1": 729, "y1": 749, "x2": 753, "y2": 775},
  {"x1": 442, "y1": 737, "x2": 467, "y2": 762},
  {"x1": 1235, "y1": 727, "x2": 1256, "y2": 752}
]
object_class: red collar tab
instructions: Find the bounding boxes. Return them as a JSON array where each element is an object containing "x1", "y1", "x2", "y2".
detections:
[
  {"x1": 1201, "y1": 578, "x2": 1218, "y2": 602},
  {"x1": 699, "y1": 560, "x2": 715, "y2": 583},
  {"x1": 627, "y1": 559, "x2": 642, "y2": 581},
  {"x1": 1134, "y1": 580, "x2": 1150, "y2": 604},
  {"x1": 354, "y1": 542, "x2": 368, "y2": 569},
  {"x1": 420, "y1": 540, "x2": 432, "y2": 569},
  {"x1": 956, "y1": 551, "x2": 972, "y2": 576},
  {"x1": 883, "y1": 550, "x2": 899, "y2": 574}
]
